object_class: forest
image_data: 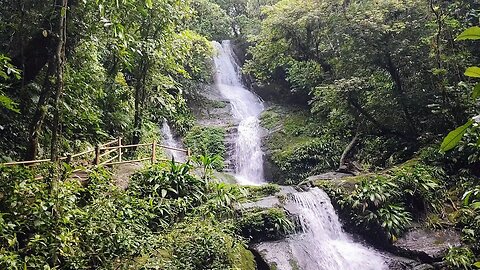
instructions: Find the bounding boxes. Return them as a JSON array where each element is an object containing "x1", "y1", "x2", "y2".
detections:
[{"x1": 0, "y1": 0, "x2": 479, "y2": 269}]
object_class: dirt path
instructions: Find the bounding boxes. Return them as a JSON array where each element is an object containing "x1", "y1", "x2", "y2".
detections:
[{"x1": 112, "y1": 162, "x2": 144, "y2": 190}]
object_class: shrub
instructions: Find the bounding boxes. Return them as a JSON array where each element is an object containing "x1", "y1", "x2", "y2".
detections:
[
  {"x1": 444, "y1": 247, "x2": 475, "y2": 270},
  {"x1": 392, "y1": 163, "x2": 445, "y2": 215},
  {"x1": 237, "y1": 208, "x2": 295, "y2": 242},
  {"x1": 339, "y1": 176, "x2": 412, "y2": 241},
  {"x1": 184, "y1": 126, "x2": 226, "y2": 170},
  {"x1": 0, "y1": 161, "x2": 254, "y2": 269},
  {"x1": 145, "y1": 219, "x2": 256, "y2": 270},
  {"x1": 0, "y1": 165, "x2": 86, "y2": 269},
  {"x1": 272, "y1": 136, "x2": 342, "y2": 184}
]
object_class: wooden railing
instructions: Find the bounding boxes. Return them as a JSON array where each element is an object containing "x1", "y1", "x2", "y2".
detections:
[{"x1": 1, "y1": 137, "x2": 190, "y2": 168}]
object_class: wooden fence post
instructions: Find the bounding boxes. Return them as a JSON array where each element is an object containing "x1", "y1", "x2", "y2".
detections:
[
  {"x1": 94, "y1": 145, "x2": 100, "y2": 165},
  {"x1": 151, "y1": 141, "x2": 156, "y2": 164},
  {"x1": 118, "y1": 137, "x2": 122, "y2": 162}
]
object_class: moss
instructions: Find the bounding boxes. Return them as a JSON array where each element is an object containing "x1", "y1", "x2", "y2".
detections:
[
  {"x1": 244, "y1": 184, "x2": 281, "y2": 200},
  {"x1": 289, "y1": 259, "x2": 301, "y2": 270},
  {"x1": 260, "y1": 106, "x2": 344, "y2": 184}
]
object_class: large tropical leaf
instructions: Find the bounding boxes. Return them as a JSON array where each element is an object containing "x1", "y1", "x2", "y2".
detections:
[
  {"x1": 465, "y1": 67, "x2": 480, "y2": 78},
  {"x1": 456, "y1": 26, "x2": 480, "y2": 41},
  {"x1": 473, "y1": 83, "x2": 480, "y2": 100},
  {"x1": 440, "y1": 120, "x2": 473, "y2": 152}
]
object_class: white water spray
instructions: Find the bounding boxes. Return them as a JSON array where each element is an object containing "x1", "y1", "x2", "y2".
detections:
[
  {"x1": 160, "y1": 120, "x2": 185, "y2": 162},
  {"x1": 286, "y1": 188, "x2": 387, "y2": 270},
  {"x1": 213, "y1": 40, "x2": 265, "y2": 185}
]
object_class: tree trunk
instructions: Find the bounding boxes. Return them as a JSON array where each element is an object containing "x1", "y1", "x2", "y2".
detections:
[
  {"x1": 25, "y1": 60, "x2": 55, "y2": 160},
  {"x1": 338, "y1": 133, "x2": 359, "y2": 172},
  {"x1": 50, "y1": 0, "x2": 68, "y2": 161},
  {"x1": 385, "y1": 54, "x2": 417, "y2": 137},
  {"x1": 131, "y1": 57, "x2": 148, "y2": 147}
]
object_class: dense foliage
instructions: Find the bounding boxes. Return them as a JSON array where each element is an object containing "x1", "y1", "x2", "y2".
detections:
[
  {"x1": 0, "y1": 0, "x2": 213, "y2": 161},
  {"x1": 0, "y1": 162, "x2": 259, "y2": 269},
  {"x1": 318, "y1": 161, "x2": 446, "y2": 242},
  {"x1": 246, "y1": 0, "x2": 480, "y2": 171}
]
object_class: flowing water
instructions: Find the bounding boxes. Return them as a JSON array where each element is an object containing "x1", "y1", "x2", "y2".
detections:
[
  {"x1": 264, "y1": 188, "x2": 387, "y2": 270},
  {"x1": 160, "y1": 120, "x2": 185, "y2": 162},
  {"x1": 212, "y1": 40, "x2": 387, "y2": 269},
  {"x1": 290, "y1": 188, "x2": 387, "y2": 269},
  {"x1": 212, "y1": 40, "x2": 265, "y2": 185}
]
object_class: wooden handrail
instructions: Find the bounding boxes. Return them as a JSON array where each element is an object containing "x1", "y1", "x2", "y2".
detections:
[
  {"x1": 101, "y1": 143, "x2": 152, "y2": 150},
  {"x1": 1, "y1": 137, "x2": 190, "y2": 169},
  {"x1": 158, "y1": 144, "x2": 188, "y2": 153},
  {"x1": 98, "y1": 149, "x2": 117, "y2": 159},
  {"x1": 71, "y1": 149, "x2": 94, "y2": 158},
  {"x1": 99, "y1": 155, "x2": 119, "y2": 166},
  {"x1": 100, "y1": 138, "x2": 118, "y2": 147},
  {"x1": 2, "y1": 158, "x2": 51, "y2": 166},
  {"x1": 103, "y1": 157, "x2": 150, "y2": 166}
]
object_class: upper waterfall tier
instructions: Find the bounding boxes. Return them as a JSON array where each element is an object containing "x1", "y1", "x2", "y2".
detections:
[{"x1": 212, "y1": 40, "x2": 265, "y2": 185}]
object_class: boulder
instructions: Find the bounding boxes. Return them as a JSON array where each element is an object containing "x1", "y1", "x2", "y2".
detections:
[{"x1": 392, "y1": 228, "x2": 462, "y2": 262}]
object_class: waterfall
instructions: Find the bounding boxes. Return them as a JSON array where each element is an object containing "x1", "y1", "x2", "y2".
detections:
[
  {"x1": 212, "y1": 40, "x2": 265, "y2": 185},
  {"x1": 285, "y1": 188, "x2": 387, "y2": 270},
  {"x1": 160, "y1": 120, "x2": 185, "y2": 162}
]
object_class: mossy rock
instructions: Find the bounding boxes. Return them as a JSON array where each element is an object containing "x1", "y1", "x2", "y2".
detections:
[{"x1": 236, "y1": 207, "x2": 295, "y2": 243}]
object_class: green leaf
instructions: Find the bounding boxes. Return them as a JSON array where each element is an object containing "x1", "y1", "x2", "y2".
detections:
[
  {"x1": 145, "y1": 0, "x2": 153, "y2": 8},
  {"x1": 473, "y1": 83, "x2": 480, "y2": 99},
  {"x1": 0, "y1": 94, "x2": 19, "y2": 113},
  {"x1": 465, "y1": 67, "x2": 480, "y2": 78},
  {"x1": 473, "y1": 261, "x2": 480, "y2": 268},
  {"x1": 471, "y1": 202, "x2": 480, "y2": 210},
  {"x1": 456, "y1": 26, "x2": 480, "y2": 41},
  {"x1": 440, "y1": 120, "x2": 473, "y2": 152}
]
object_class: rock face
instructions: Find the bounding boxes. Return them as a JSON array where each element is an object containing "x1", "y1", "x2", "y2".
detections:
[
  {"x1": 392, "y1": 228, "x2": 462, "y2": 262},
  {"x1": 252, "y1": 239, "x2": 300, "y2": 270}
]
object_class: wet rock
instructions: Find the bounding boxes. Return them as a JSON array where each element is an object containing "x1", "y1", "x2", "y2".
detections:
[
  {"x1": 251, "y1": 240, "x2": 300, "y2": 270},
  {"x1": 412, "y1": 264, "x2": 435, "y2": 270},
  {"x1": 382, "y1": 253, "x2": 424, "y2": 270},
  {"x1": 306, "y1": 171, "x2": 354, "y2": 181},
  {"x1": 393, "y1": 228, "x2": 461, "y2": 262},
  {"x1": 240, "y1": 196, "x2": 282, "y2": 210}
]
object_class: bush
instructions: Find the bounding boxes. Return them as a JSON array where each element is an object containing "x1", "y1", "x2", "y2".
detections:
[
  {"x1": 272, "y1": 136, "x2": 342, "y2": 184},
  {"x1": 444, "y1": 247, "x2": 475, "y2": 270},
  {"x1": 334, "y1": 161, "x2": 444, "y2": 242},
  {"x1": 0, "y1": 161, "x2": 255, "y2": 269},
  {"x1": 0, "y1": 165, "x2": 86, "y2": 269},
  {"x1": 392, "y1": 163, "x2": 445, "y2": 215},
  {"x1": 145, "y1": 219, "x2": 255, "y2": 270},
  {"x1": 184, "y1": 126, "x2": 226, "y2": 170},
  {"x1": 236, "y1": 208, "x2": 295, "y2": 242},
  {"x1": 338, "y1": 176, "x2": 412, "y2": 241}
]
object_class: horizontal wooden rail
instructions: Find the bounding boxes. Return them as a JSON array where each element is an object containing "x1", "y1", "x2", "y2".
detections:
[
  {"x1": 100, "y1": 138, "x2": 118, "y2": 147},
  {"x1": 3, "y1": 158, "x2": 51, "y2": 166},
  {"x1": 71, "y1": 149, "x2": 94, "y2": 158},
  {"x1": 103, "y1": 157, "x2": 150, "y2": 166},
  {"x1": 98, "y1": 149, "x2": 117, "y2": 159},
  {"x1": 100, "y1": 155, "x2": 119, "y2": 166},
  {"x1": 1, "y1": 138, "x2": 190, "y2": 174},
  {"x1": 101, "y1": 143, "x2": 151, "y2": 150},
  {"x1": 158, "y1": 144, "x2": 188, "y2": 153}
]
